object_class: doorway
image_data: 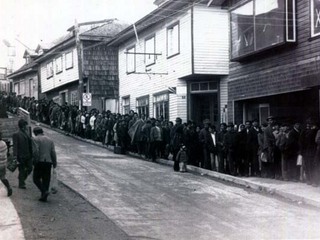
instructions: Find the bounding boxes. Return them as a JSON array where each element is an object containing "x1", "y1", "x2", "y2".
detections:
[{"x1": 191, "y1": 93, "x2": 218, "y2": 126}]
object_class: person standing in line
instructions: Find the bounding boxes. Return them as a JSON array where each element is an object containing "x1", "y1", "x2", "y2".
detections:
[
  {"x1": 32, "y1": 127, "x2": 57, "y2": 202},
  {"x1": 150, "y1": 120, "x2": 163, "y2": 162},
  {"x1": 12, "y1": 119, "x2": 33, "y2": 189},
  {"x1": 236, "y1": 124, "x2": 247, "y2": 176},
  {"x1": 286, "y1": 122, "x2": 301, "y2": 181},
  {"x1": 199, "y1": 119, "x2": 214, "y2": 170},
  {"x1": 262, "y1": 116, "x2": 276, "y2": 178},
  {"x1": 170, "y1": 117, "x2": 184, "y2": 171},
  {"x1": 299, "y1": 119, "x2": 318, "y2": 186},
  {"x1": 0, "y1": 132, "x2": 12, "y2": 196},
  {"x1": 224, "y1": 123, "x2": 238, "y2": 176},
  {"x1": 217, "y1": 123, "x2": 227, "y2": 173}
]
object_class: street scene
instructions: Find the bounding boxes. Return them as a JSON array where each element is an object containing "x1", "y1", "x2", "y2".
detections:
[
  {"x1": 1, "y1": 0, "x2": 320, "y2": 239},
  {"x1": 2, "y1": 124, "x2": 320, "y2": 240}
]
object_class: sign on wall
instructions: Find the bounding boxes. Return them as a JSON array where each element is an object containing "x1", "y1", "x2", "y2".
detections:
[{"x1": 82, "y1": 93, "x2": 92, "y2": 106}]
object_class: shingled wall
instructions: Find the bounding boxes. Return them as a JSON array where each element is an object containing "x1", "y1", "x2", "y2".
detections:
[
  {"x1": 82, "y1": 40, "x2": 119, "y2": 99},
  {"x1": 227, "y1": 1, "x2": 320, "y2": 122}
]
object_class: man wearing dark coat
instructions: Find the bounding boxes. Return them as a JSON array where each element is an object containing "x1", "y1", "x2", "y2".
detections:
[
  {"x1": 224, "y1": 123, "x2": 238, "y2": 176},
  {"x1": 199, "y1": 119, "x2": 215, "y2": 170},
  {"x1": 13, "y1": 119, "x2": 33, "y2": 189},
  {"x1": 170, "y1": 117, "x2": 184, "y2": 171},
  {"x1": 262, "y1": 116, "x2": 276, "y2": 178},
  {"x1": 286, "y1": 122, "x2": 301, "y2": 181}
]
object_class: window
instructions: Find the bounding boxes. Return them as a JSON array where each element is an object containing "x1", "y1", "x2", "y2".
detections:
[
  {"x1": 167, "y1": 22, "x2": 180, "y2": 58},
  {"x1": 70, "y1": 91, "x2": 78, "y2": 106},
  {"x1": 153, "y1": 93, "x2": 169, "y2": 121},
  {"x1": 46, "y1": 61, "x2": 53, "y2": 78},
  {"x1": 136, "y1": 96, "x2": 149, "y2": 118},
  {"x1": 65, "y1": 51, "x2": 73, "y2": 69},
  {"x1": 145, "y1": 35, "x2": 156, "y2": 66},
  {"x1": 122, "y1": 96, "x2": 130, "y2": 114},
  {"x1": 231, "y1": 0, "x2": 296, "y2": 60},
  {"x1": 126, "y1": 46, "x2": 136, "y2": 74},
  {"x1": 56, "y1": 56, "x2": 63, "y2": 74},
  {"x1": 19, "y1": 81, "x2": 25, "y2": 95},
  {"x1": 311, "y1": 0, "x2": 320, "y2": 37},
  {"x1": 191, "y1": 82, "x2": 218, "y2": 93}
]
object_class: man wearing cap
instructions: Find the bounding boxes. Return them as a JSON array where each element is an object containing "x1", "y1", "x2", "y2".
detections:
[
  {"x1": 13, "y1": 119, "x2": 33, "y2": 189},
  {"x1": 170, "y1": 117, "x2": 184, "y2": 171},
  {"x1": 33, "y1": 127, "x2": 57, "y2": 202}
]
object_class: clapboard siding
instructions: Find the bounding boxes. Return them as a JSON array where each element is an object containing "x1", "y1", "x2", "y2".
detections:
[
  {"x1": 193, "y1": 6, "x2": 229, "y2": 75},
  {"x1": 40, "y1": 47, "x2": 79, "y2": 93},
  {"x1": 118, "y1": 10, "x2": 192, "y2": 122}
]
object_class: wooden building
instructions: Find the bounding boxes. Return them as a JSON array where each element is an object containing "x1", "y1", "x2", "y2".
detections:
[
  {"x1": 108, "y1": 0, "x2": 229, "y2": 125},
  {"x1": 227, "y1": 0, "x2": 320, "y2": 125},
  {"x1": 35, "y1": 19, "x2": 128, "y2": 112}
]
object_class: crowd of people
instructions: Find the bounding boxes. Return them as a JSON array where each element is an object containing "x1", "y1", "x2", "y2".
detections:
[{"x1": 1, "y1": 91, "x2": 320, "y2": 187}]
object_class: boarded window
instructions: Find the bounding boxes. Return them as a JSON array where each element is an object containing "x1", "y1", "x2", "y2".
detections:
[
  {"x1": 65, "y1": 51, "x2": 73, "y2": 70},
  {"x1": 145, "y1": 35, "x2": 156, "y2": 66},
  {"x1": 126, "y1": 46, "x2": 136, "y2": 74},
  {"x1": 56, "y1": 56, "x2": 63, "y2": 73},
  {"x1": 46, "y1": 61, "x2": 53, "y2": 78}
]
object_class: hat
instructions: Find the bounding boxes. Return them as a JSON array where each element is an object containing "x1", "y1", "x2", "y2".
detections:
[
  {"x1": 33, "y1": 127, "x2": 43, "y2": 135},
  {"x1": 266, "y1": 116, "x2": 275, "y2": 121}
]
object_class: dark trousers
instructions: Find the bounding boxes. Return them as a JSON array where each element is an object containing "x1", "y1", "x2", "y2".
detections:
[
  {"x1": 33, "y1": 162, "x2": 52, "y2": 194},
  {"x1": 18, "y1": 158, "x2": 33, "y2": 187},
  {"x1": 217, "y1": 151, "x2": 226, "y2": 173},
  {"x1": 150, "y1": 141, "x2": 161, "y2": 161},
  {"x1": 227, "y1": 150, "x2": 237, "y2": 176},
  {"x1": 202, "y1": 148, "x2": 211, "y2": 170}
]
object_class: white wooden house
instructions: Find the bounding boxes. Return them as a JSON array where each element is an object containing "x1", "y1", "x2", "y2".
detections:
[
  {"x1": 35, "y1": 19, "x2": 128, "y2": 111},
  {"x1": 109, "y1": 0, "x2": 229, "y2": 125}
]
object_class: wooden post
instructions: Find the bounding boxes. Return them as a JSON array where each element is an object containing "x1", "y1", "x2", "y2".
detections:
[{"x1": 75, "y1": 19, "x2": 84, "y2": 110}]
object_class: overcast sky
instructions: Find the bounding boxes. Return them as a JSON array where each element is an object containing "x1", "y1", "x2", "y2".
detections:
[{"x1": 0, "y1": 0, "x2": 156, "y2": 70}]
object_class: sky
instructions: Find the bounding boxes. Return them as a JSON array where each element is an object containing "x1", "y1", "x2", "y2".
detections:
[{"x1": 0, "y1": 0, "x2": 156, "y2": 71}]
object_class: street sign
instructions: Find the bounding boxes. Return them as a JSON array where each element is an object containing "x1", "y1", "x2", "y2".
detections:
[{"x1": 82, "y1": 93, "x2": 92, "y2": 106}]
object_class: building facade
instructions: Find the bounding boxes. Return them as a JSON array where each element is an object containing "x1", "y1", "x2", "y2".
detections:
[
  {"x1": 109, "y1": 0, "x2": 228, "y2": 125},
  {"x1": 36, "y1": 19, "x2": 127, "y2": 111},
  {"x1": 7, "y1": 50, "x2": 39, "y2": 99},
  {"x1": 227, "y1": 0, "x2": 320, "y2": 125}
]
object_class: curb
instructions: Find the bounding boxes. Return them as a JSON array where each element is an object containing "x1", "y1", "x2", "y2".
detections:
[{"x1": 34, "y1": 121, "x2": 320, "y2": 209}]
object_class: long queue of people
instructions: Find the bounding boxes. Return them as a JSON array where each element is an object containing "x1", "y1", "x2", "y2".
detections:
[{"x1": 1, "y1": 92, "x2": 320, "y2": 186}]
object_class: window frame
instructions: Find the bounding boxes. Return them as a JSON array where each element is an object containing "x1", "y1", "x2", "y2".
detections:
[
  {"x1": 126, "y1": 45, "x2": 136, "y2": 74},
  {"x1": 145, "y1": 35, "x2": 156, "y2": 67},
  {"x1": 136, "y1": 95, "x2": 149, "y2": 118},
  {"x1": 65, "y1": 51, "x2": 74, "y2": 70},
  {"x1": 311, "y1": 0, "x2": 320, "y2": 38},
  {"x1": 166, "y1": 21, "x2": 180, "y2": 58},
  {"x1": 122, "y1": 96, "x2": 130, "y2": 114},
  {"x1": 153, "y1": 92, "x2": 169, "y2": 121},
  {"x1": 230, "y1": 0, "x2": 296, "y2": 61},
  {"x1": 56, "y1": 55, "x2": 63, "y2": 74},
  {"x1": 46, "y1": 61, "x2": 53, "y2": 79}
]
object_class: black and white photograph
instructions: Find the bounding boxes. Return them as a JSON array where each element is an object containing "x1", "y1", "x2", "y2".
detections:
[{"x1": 1, "y1": 0, "x2": 320, "y2": 239}]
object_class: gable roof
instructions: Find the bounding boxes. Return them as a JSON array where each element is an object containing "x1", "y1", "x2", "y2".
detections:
[{"x1": 7, "y1": 61, "x2": 38, "y2": 79}]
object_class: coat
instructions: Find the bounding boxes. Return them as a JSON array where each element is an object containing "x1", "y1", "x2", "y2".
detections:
[
  {"x1": 0, "y1": 140, "x2": 7, "y2": 179},
  {"x1": 12, "y1": 129, "x2": 33, "y2": 163},
  {"x1": 33, "y1": 134, "x2": 57, "y2": 167}
]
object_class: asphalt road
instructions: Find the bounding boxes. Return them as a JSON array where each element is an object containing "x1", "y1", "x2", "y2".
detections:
[{"x1": 45, "y1": 127, "x2": 320, "y2": 240}]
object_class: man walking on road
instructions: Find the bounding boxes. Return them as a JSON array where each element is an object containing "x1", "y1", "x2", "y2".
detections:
[
  {"x1": 32, "y1": 127, "x2": 57, "y2": 202},
  {"x1": 13, "y1": 119, "x2": 33, "y2": 189}
]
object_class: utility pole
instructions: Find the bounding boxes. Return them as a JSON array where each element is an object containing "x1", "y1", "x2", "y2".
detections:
[{"x1": 75, "y1": 19, "x2": 84, "y2": 110}]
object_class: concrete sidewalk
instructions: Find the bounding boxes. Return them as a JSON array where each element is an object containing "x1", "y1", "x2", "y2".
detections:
[
  {"x1": 39, "y1": 122, "x2": 320, "y2": 210},
  {"x1": 0, "y1": 186, "x2": 25, "y2": 240}
]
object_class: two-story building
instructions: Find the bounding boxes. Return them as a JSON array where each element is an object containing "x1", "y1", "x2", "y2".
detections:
[
  {"x1": 108, "y1": 0, "x2": 228, "y2": 125},
  {"x1": 35, "y1": 19, "x2": 128, "y2": 111},
  {"x1": 227, "y1": 0, "x2": 320, "y2": 125},
  {"x1": 7, "y1": 50, "x2": 39, "y2": 99}
]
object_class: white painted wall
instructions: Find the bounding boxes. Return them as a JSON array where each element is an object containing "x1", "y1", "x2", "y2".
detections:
[
  {"x1": 118, "y1": 9, "x2": 192, "y2": 122},
  {"x1": 40, "y1": 47, "x2": 79, "y2": 93},
  {"x1": 193, "y1": 6, "x2": 229, "y2": 75}
]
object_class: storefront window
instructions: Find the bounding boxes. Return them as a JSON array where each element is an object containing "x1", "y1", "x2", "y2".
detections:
[
  {"x1": 231, "y1": 0, "x2": 296, "y2": 60},
  {"x1": 136, "y1": 96, "x2": 149, "y2": 118},
  {"x1": 122, "y1": 96, "x2": 130, "y2": 114},
  {"x1": 154, "y1": 93, "x2": 169, "y2": 121}
]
